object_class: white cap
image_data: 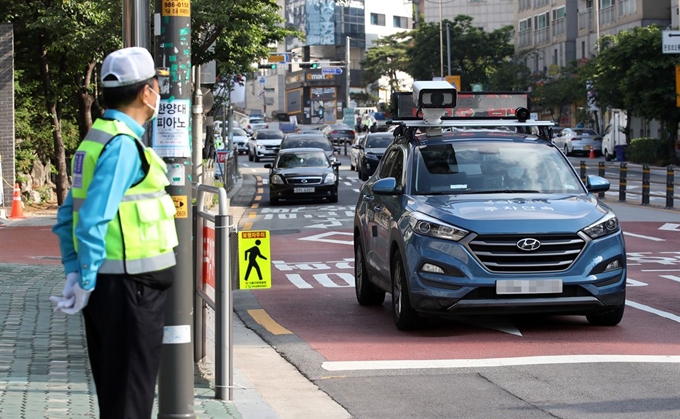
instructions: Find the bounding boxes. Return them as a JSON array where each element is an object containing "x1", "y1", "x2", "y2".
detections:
[{"x1": 100, "y1": 47, "x2": 156, "y2": 88}]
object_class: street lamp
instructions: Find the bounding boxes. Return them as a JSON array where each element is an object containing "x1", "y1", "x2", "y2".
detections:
[{"x1": 439, "y1": 0, "x2": 443, "y2": 77}]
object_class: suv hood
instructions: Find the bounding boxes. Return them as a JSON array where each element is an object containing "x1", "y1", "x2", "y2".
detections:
[
  {"x1": 256, "y1": 139, "x2": 282, "y2": 145},
  {"x1": 409, "y1": 194, "x2": 609, "y2": 235}
]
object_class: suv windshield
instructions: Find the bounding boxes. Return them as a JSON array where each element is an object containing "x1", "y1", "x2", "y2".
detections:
[
  {"x1": 282, "y1": 137, "x2": 333, "y2": 151},
  {"x1": 412, "y1": 141, "x2": 583, "y2": 194},
  {"x1": 276, "y1": 152, "x2": 328, "y2": 168}
]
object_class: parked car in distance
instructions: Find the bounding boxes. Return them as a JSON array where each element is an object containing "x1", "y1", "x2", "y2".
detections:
[
  {"x1": 321, "y1": 123, "x2": 356, "y2": 146},
  {"x1": 348, "y1": 133, "x2": 367, "y2": 171},
  {"x1": 354, "y1": 132, "x2": 393, "y2": 181},
  {"x1": 244, "y1": 116, "x2": 268, "y2": 135},
  {"x1": 264, "y1": 148, "x2": 341, "y2": 205},
  {"x1": 553, "y1": 128, "x2": 602, "y2": 157},
  {"x1": 248, "y1": 129, "x2": 284, "y2": 162},
  {"x1": 279, "y1": 134, "x2": 339, "y2": 163}
]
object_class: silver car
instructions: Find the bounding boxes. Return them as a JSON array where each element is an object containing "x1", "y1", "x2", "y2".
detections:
[
  {"x1": 553, "y1": 128, "x2": 602, "y2": 157},
  {"x1": 245, "y1": 117, "x2": 267, "y2": 134}
]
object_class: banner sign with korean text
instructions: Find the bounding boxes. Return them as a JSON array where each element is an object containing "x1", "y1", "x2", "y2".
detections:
[{"x1": 152, "y1": 99, "x2": 191, "y2": 157}]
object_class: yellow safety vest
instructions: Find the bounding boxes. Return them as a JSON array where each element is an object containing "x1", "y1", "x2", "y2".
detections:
[{"x1": 71, "y1": 118, "x2": 178, "y2": 275}]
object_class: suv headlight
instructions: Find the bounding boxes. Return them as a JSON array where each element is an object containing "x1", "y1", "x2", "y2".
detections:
[
  {"x1": 324, "y1": 173, "x2": 337, "y2": 184},
  {"x1": 408, "y1": 212, "x2": 468, "y2": 242},
  {"x1": 582, "y1": 211, "x2": 620, "y2": 239},
  {"x1": 271, "y1": 175, "x2": 285, "y2": 185}
]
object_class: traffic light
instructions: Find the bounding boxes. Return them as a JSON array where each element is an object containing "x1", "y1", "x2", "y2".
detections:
[
  {"x1": 299, "y1": 63, "x2": 318, "y2": 69},
  {"x1": 258, "y1": 64, "x2": 277, "y2": 69}
]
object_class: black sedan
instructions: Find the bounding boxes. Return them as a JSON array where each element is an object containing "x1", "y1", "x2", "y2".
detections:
[
  {"x1": 264, "y1": 148, "x2": 341, "y2": 205},
  {"x1": 353, "y1": 132, "x2": 393, "y2": 181}
]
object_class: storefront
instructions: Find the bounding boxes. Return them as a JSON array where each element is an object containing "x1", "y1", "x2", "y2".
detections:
[{"x1": 285, "y1": 70, "x2": 343, "y2": 125}]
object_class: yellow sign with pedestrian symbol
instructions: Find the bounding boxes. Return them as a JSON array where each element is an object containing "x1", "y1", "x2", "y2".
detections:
[{"x1": 238, "y1": 230, "x2": 271, "y2": 289}]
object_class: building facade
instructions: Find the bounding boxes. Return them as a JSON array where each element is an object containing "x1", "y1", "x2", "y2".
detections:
[
  {"x1": 244, "y1": 0, "x2": 413, "y2": 124},
  {"x1": 420, "y1": 0, "x2": 516, "y2": 33}
]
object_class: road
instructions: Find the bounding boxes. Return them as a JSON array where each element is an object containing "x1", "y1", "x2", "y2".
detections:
[{"x1": 233, "y1": 151, "x2": 680, "y2": 419}]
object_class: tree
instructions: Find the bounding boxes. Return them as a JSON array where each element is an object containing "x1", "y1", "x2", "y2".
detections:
[
  {"x1": 191, "y1": 0, "x2": 302, "y2": 78},
  {"x1": 361, "y1": 32, "x2": 410, "y2": 93},
  {"x1": 3, "y1": 0, "x2": 301, "y2": 204},
  {"x1": 587, "y1": 25, "x2": 680, "y2": 147},
  {"x1": 531, "y1": 60, "x2": 585, "y2": 125},
  {"x1": 487, "y1": 50, "x2": 537, "y2": 91},
  {"x1": 403, "y1": 16, "x2": 514, "y2": 89}
]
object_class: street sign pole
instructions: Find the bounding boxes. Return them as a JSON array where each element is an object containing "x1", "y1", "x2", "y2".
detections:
[{"x1": 154, "y1": 0, "x2": 196, "y2": 417}]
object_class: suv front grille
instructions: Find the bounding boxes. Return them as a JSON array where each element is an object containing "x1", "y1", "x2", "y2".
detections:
[
  {"x1": 286, "y1": 177, "x2": 323, "y2": 185},
  {"x1": 468, "y1": 234, "x2": 586, "y2": 273}
]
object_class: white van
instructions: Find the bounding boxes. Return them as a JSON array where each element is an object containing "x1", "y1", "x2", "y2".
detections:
[{"x1": 601, "y1": 109, "x2": 627, "y2": 161}]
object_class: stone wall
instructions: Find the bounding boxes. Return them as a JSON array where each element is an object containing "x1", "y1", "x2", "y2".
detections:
[{"x1": 0, "y1": 24, "x2": 14, "y2": 208}]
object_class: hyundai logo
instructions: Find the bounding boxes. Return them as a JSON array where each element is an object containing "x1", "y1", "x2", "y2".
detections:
[
  {"x1": 301, "y1": 179, "x2": 307, "y2": 183},
  {"x1": 517, "y1": 238, "x2": 541, "y2": 251}
]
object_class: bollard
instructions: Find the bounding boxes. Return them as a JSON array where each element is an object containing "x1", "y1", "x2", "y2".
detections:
[
  {"x1": 641, "y1": 164, "x2": 650, "y2": 206},
  {"x1": 598, "y1": 162, "x2": 606, "y2": 199},
  {"x1": 667, "y1": 166, "x2": 675, "y2": 209},
  {"x1": 580, "y1": 161, "x2": 587, "y2": 184},
  {"x1": 618, "y1": 162, "x2": 627, "y2": 202},
  {"x1": 344, "y1": 140, "x2": 348, "y2": 156}
]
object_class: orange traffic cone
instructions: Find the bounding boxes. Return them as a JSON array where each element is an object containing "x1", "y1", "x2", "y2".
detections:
[
  {"x1": 589, "y1": 146, "x2": 595, "y2": 159},
  {"x1": 9, "y1": 184, "x2": 25, "y2": 219}
]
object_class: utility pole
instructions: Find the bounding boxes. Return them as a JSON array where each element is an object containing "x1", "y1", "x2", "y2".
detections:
[
  {"x1": 153, "y1": 0, "x2": 196, "y2": 417},
  {"x1": 446, "y1": 22, "x2": 451, "y2": 76},
  {"x1": 439, "y1": 0, "x2": 443, "y2": 77},
  {"x1": 346, "y1": 36, "x2": 351, "y2": 109}
]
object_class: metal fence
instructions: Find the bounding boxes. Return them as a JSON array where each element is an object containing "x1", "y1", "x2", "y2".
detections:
[
  {"x1": 193, "y1": 183, "x2": 236, "y2": 401},
  {"x1": 578, "y1": 161, "x2": 678, "y2": 209}
]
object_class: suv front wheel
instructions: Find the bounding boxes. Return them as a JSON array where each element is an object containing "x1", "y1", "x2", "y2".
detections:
[
  {"x1": 392, "y1": 253, "x2": 425, "y2": 330},
  {"x1": 355, "y1": 241, "x2": 385, "y2": 306}
]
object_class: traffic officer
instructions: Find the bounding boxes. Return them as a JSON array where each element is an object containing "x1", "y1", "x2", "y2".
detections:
[{"x1": 50, "y1": 46, "x2": 178, "y2": 419}]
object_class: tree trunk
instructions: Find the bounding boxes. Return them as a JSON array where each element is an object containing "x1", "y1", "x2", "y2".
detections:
[
  {"x1": 38, "y1": 34, "x2": 69, "y2": 205},
  {"x1": 625, "y1": 108, "x2": 633, "y2": 146},
  {"x1": 76, "y1": 61, "x2": 96, "y2": 140}
]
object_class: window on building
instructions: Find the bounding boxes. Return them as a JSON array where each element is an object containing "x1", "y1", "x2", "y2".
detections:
[
  {"x1": 553, "y1": 49, "x2": 558, "y2": 65},
  {"x1": 393, "y1": 16, "x2": 408, "y2": 28},
  {"x1": 601, "y1": 0, "x2": 614, "y2": 8},
  {"x1": 519, "y1": 18, "x2": 531, "y2": 32},
  {"x1": 371, "y1": 13, "x2": 385, "y2": 26},
  {"x1": 581, "y1": 41, "x2": 586, "y2": 58},
  {"x1": 552, "y1": 6, "x2": 565, "y2": 21},
  {"x1": 535, "y1": 12, "x2": 549, "y2": 30}
]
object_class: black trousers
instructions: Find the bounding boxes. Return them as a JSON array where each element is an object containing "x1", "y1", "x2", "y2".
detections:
[{"x1": 82, "y1": 273, "x2": 168, "y2": 419}]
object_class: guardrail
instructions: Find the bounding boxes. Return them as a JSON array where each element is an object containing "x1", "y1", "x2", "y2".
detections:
[
  {"x1": 193, "y1": 183, "x2": 236, "y2": 401},
  {"x1": 578, "y1": 161, "x2": 679, "y2": 209}
]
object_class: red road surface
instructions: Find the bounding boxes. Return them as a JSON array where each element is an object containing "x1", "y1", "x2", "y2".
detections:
[
  {"x1": 0, "y1": 226, "x2": 61, "y2": 265},
  {"x1": 253, "y1": 223, "x2": 680, "y2": 362}
]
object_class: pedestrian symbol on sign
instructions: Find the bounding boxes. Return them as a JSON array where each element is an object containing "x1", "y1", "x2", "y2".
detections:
[
  {"x1": 259, "y1": 76, "x2": 266, "y2": 85},
  {"x1": 238, "y1": 231, "x2": 272, "y2": 289}
]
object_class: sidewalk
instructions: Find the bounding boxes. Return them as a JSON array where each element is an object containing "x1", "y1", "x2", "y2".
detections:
[{"x1": 0, "y1": 175, "x2": 351, "y2": 419}]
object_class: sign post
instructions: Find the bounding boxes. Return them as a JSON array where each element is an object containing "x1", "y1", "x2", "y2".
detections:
[{"x1": 153, "y1": 0, "x2": 196, "y2": 417}]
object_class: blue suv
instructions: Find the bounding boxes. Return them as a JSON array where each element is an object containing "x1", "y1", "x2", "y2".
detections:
[{"x1": 353, "y1": 87, "x2": 626, "y2": 331}]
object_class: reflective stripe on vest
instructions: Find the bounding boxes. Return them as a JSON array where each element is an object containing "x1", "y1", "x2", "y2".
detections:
[{"x1": 71, "y1": 119, "x2": 178, "y2": 275}]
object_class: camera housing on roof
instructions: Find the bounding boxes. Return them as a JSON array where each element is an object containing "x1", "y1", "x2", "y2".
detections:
[{"x1": 413, "y1": 81, "x2": 457, "y2": 109}]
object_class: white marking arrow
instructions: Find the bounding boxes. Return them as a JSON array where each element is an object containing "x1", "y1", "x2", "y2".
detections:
[
  {"x1": 659, "y1": 223, "x2": 680, "y2": 231},
  {"x1": 299, "y1": 231, "x2": 353, "y2": 245},
  {"x1": 626, "y1": 278, "x2": 648, "y2": 287}
]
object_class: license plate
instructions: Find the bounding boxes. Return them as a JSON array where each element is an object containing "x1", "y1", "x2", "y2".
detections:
[
  {"x1": 294, "y1": 187, "x2": 315, "y2": 193},
  {"x1": 496, "y1": 279, "x2": 563, "y2": 295}
]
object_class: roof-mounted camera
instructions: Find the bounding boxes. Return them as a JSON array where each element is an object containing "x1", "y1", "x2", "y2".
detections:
[
  {"x1": 412, "y1": 81, "x2": 457, "y2": 109},
  {"x1": 412, "y1": 81, "x2": 457, "y2": 125}
]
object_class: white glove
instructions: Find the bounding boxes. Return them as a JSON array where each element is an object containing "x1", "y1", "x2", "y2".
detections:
[
  {"x1": 60, "y1": 283, "x2": 92, "y2": 315},
  {"x1": 49, "y1": 272, "x2": 79, "y2": 312}
]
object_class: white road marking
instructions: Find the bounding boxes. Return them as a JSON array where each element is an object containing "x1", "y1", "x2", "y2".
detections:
[
  {"x1": 626, "y1": 299, "x2": 680, "y2": 324},
  {"x1": 321, "y1": 355, "x2": 680, "y2": 372},
  {"x1": 660, "y1": 275, "x2": 680, "y2": 283},
  {"x1": 456, "y1": 317, "x2": 522, "y2": 337},
  {"x1": 344, "y1": 182, "x2": 352, "y2": 186},
  {"x1": 284, "y1": 274, "x2": 313, "y2": 289},
  {"x1": 623, "y1": 232, "x2": 665, "y2": 242},
  {"x1": 626, "y1": 278, "x2": 648, "y2": 287},
  {"x1": 299, "y1": 231, "x2": 353, "y2": 245},
  {"x1": 659, "y1": 223, "x2": 680, "y2": 231},
  {"x1": 353, "y1": 189, "x2": 360, "y2": 193}
]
